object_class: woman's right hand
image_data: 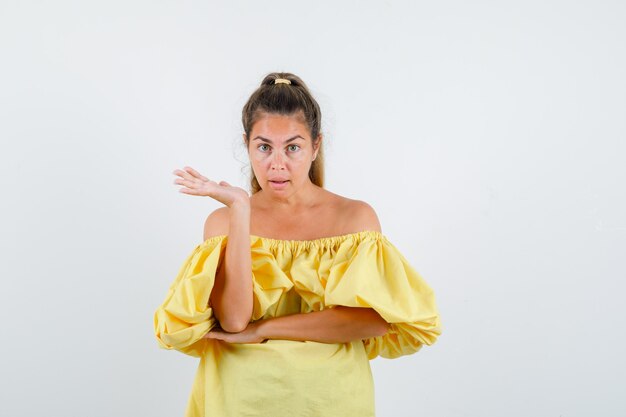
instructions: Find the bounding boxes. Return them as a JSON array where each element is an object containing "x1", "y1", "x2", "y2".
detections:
[{"x1": 173, "y1": 166, "x2": 249, "y2": 208}]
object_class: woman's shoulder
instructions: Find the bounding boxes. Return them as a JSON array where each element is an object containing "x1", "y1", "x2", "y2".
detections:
[
  {"x1": 346, "y1": 200, "x2": 383, "y2": 233},
  {"x1": 328, "y1": 192, "x2": 382, "y2": 233},
  {"x1": 202, "y1": 191, "x2": 382, "y2": 241},
  {"x1": 203, "y1": 206, "x2": 230, "y2": 240}
]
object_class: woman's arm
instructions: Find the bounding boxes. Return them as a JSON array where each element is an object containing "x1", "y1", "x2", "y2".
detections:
[
  {"x1": 173, "y1": 166, "x2": 254, "y2": 334},
  {"x1": 257, "y1": 306, "x2": 390, "y2": 343},
  {"x1": 208, "y1": 203, "x2": 253, "y2": 333},
  {"x1": 244, "y1": 201, "x2": 387, "y2": 343}
]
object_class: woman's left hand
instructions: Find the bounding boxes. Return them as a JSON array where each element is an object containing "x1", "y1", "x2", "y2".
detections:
[{"x1": 204, "y1": 321, "x2": 266, "y2": 344}]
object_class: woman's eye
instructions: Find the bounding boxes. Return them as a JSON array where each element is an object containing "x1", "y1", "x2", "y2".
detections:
[
  {"x1": 258, "y1": 144, "x2": 270, "y2": 152},
  {"x1": 288, "y1": 144, "x2": 300, "y2": 152}
]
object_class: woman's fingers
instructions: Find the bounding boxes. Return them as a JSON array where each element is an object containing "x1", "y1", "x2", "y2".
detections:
[
  {"x1": 173, "y1": 173, "x2": 217, "y2": 196},
  {"x1": 179, "y1": 187, "x2": 202, "y2": 195},
  {"x1": 173, "y1": 167, "x2": 211, "y2": 186},
  {"x1": 174, "y1": 177, "x2": 196, "y2": 188},
  {"x1": 177, "y1": 180, "x2": 213, "y2": 195},
  {"x1": 183, "y1": 166, "x2": 210, "y2": 182},
  {"x1": 173, "y1": 168, "x2": 194, "y2": 182},
  {"x1": 172, "y1": 167, "x2": 247, "y2": 205}
]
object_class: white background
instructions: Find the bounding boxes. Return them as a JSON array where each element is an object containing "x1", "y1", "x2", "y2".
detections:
[{"x1": 1, "y1": 1, "x2": 624, "y2": 416}]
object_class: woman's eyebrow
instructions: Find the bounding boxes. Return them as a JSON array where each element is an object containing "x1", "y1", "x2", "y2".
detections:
[{"x1": 252, "y1": 135, "x2": 305, "y2": 143}]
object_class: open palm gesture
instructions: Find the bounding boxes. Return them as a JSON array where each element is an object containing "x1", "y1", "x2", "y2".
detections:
[{"x1": 173, "y1": 166, "x2": 249, "y2": 207}]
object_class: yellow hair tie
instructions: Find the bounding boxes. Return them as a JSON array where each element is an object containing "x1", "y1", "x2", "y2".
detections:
[{"x1": 274, "y1": 78, "x2": 291, "y2": 85}]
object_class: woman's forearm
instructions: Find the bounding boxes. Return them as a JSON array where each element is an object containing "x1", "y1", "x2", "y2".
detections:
[
  {"x1": 257, "y1": 306, "x2": 390, "y2": 343},
  {"x1": 211, "y1": 203, "x2": 253, "y2": 332}
]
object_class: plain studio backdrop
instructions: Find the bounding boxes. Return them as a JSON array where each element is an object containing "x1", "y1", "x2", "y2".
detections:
[{"x1": 1, "y1": 1, "x2": 624, "y2": 416}]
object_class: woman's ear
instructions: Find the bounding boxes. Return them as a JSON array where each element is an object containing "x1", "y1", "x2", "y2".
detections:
[
  {"x1": 243, "y1": 133, "x2": 249, "y2": 152},
  {"x1": 312, "y1": 134, "x2": 322, "y2": 161}
]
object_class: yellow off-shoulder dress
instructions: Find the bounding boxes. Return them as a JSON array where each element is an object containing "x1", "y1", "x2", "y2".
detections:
[{"x1": 153, "y1": 230, "x2": 441, "y2": 417}]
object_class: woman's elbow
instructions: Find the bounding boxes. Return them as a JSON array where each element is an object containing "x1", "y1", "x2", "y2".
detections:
[
  {"x1": 220, "y1": 320, "x2": 248, "y2": 333},
  {"x1": 218, "y1": 310, "x2": 252, "y2": 333}
]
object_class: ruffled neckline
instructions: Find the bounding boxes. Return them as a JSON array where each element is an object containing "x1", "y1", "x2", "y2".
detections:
[{"x1": 201, "y1": 230, "x2": 386, "y2": 249}]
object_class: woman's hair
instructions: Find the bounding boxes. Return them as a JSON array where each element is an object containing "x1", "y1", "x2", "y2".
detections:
[{"x1": 242, "y1": 72, "x2": 324, "y2": 194}]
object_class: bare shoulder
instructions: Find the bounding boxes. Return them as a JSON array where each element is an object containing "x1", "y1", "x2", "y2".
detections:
[
  {"x1": 203, "y1": 206, "x2": 230, "y2": 240},
  {"x1": 336, "y1": 196, "x2": 382, "y2": 233}
]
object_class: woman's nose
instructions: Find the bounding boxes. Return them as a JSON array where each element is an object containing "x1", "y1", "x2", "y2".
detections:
[{"x1": 271, "y1": 151, "x2": 286, "y2": 170}]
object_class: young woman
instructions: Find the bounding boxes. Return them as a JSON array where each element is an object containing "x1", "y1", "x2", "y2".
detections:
[{"x1": 154, "y1": 72, "x2": 442, "y2": 417}]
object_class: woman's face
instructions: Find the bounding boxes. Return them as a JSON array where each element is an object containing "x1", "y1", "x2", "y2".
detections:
[{"x1": 246, "y1": 112, "x2": 320, "y2": 195}]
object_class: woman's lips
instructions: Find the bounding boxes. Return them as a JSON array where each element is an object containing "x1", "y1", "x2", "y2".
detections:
[{"x1": 269, "y1": 180, "x2": 289, "y2": 189}]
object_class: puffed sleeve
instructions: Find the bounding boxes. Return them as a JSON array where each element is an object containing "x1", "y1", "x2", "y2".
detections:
[
  {"x1": 153, "y1": 237, "x2": 226, "y2": 357},
  {"x1": 324, "y1": 236, "x2": 442, "y2": 360}
]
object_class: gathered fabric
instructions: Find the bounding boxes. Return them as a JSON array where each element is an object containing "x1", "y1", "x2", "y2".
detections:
[{"x1": 154, "y1": 230, "x2": 441, "y2": 417}]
